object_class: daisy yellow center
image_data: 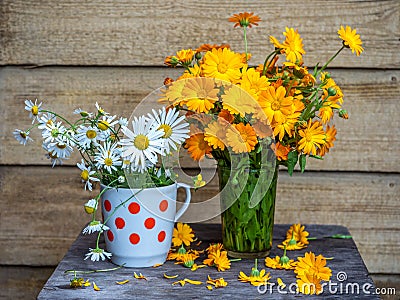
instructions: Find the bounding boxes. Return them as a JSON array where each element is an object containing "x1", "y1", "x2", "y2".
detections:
[
  {"x1": 159, "y1": 124, "x2": 173, "y2": 138},
  {"x1": 56, "y1": 143, "x2": 66, "y2": 149},
  {"x1": 217, "y1": 63, "x2": 228, "y2": 74},
  {"x1": 19, "y1": 131, "x2": 27, "y2": 138},
  {"x1": 81, "y1": 170, "x2": 89, "y2": 181},
  {"x1": 134, "y1": 134, "x2": 149, "y2": 150},
  {"x1": 31, "y1": 106, "x2": 39, "y2": 115},
  {"x1": 271, "y1": 101, "x2": 281, "y2": 111},
  {"x1": 98, "y1": 120, "x2": 109, "y2": 131},
  {"x1": 86, "y1": 130, "x2": 97, "y2": 139},
  {"x1": 104, "y1": 158, "x2": 113, "y2": 166},
  {"x1": 46, "y1": 120, "x2": 53, "y2": 126}
]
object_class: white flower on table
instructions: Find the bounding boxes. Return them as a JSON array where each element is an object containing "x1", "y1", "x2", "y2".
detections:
[
  {"x1": 82, "y1": 220, "x2": 109, "y2": 235},
  {"x1": 85, "y1": 248, "x2": 112, "y2": 262},
  {"x1": 77, "y1": 159, "x2": 100, "y2": 191}
]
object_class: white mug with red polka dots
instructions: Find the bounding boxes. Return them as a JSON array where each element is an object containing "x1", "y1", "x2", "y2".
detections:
[{"x1": 100, "y1": 182, "x2": 191, "y2": 267}]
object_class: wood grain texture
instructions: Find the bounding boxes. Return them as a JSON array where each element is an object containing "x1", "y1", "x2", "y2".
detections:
[
  {"x1": 37, "y1": 224, "x2": 380, "y2": 300},
  {"x1": 2, "y1": 67, "x2": 399, "y2": 172},
  {"x1": 0, "y1": 166, "x2": 398, "y2": 273},
  {"x1": 0, "y1": 0, "x2": 398, "y2": 67},
  {"x1": 0, "y1": 266, "x2": 54, "y2": 300}
]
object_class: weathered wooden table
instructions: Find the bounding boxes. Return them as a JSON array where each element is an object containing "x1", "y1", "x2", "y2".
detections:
[{"x1": 38, "y1": 224, "x2": 380, "y2": 299}]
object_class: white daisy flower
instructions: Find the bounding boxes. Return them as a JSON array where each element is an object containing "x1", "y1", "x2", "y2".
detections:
[
  {"x1": 38, "y1": 113, "x2": 57, "y2": 130},
  {"x1": 13, "y1": 129, "x2": 33, "y2": 145},
  {"x1": 84, "y1": 248, "x2": 112, "y2": 262},
  {"x1": 97, "y1": 115, "x2": 118, "y2": 141},
  {"x1": 148, "y1": 107, "x2": 189, "y2": 154},
  {"x1": 94, "y1": 142, "x2": 122, "y2": 173},
  {"x1": 118, "y1": 117, "x2": 128, "y2": 127},
  {"x1": 42, "y1": 121, "x2": 66, "y2": 144},
  {"x1": 82, "y1": 220, "x2": 109, "y2": 235},
  {"x1": 119, "y1": 116, "x2": 165, "y2": 171},
  {"x1": 75, "y1": 125, "x2": 99, "y2": 149},
  {"x1": 24, "y1": 99, "x2": 43, "y2": 123},
  {"x1": 46, "y1": 138, "x2": 74, "y2": 159},
  {"x1": 43, "y1": 144, "x2": 64, "y2": 167},
  {"x1": 77, "y1": 159, "x2": 100, "y2": 191},
  {"x1": 84, "y1": 199, "x2": 98, "y2": 214},
  {"x1": 95, "y1": 102, "x2": 108, "y2": 116},
  {"x1": 73, "y1": 108, "x2": 92, "y2": 118}
]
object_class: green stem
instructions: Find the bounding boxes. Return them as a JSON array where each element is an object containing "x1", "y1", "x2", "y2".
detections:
[
  {"x1": 262, "y1": 50, "x2": 280, "y2": 76},
  {"x1": 41, "y1": 109, "x2": 75, "y2": 128},
  {"x1": 243, "y1": 26, "x2": 248, "y2": 63},
  {"x1": 316, "y1": 45, "x2": 345, "y2": 76},
  {"x1": 64, "y1": 264, "x2": 124, "y2": 275}
]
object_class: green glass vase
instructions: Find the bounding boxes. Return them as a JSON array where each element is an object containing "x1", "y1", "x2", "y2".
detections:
[{"x1": 218, "y1": 164, "x2": 278, "y2": 258}]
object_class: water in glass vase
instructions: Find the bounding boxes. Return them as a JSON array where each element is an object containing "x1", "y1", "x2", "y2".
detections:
[{"x1": 218, "y1": 164, "x2": 278, "y2": 258}]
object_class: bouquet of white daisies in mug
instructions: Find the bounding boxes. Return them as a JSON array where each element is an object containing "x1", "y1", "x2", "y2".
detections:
[{"x1": 14, "y1": 99, "x2": 189, "y2": 261}]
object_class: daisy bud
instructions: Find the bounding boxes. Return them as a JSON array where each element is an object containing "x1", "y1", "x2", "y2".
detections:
[
  {"x1": 118, "y1": 176, "x2": 125, "y2": 183},
  {"x1": 84, "y1": 199, "x2": 97, "y2": 214}
]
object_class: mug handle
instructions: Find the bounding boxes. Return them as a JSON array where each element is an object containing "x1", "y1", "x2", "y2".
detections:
[{"x1": 174, "y1": 183, "x2": 191, "y2": 222}]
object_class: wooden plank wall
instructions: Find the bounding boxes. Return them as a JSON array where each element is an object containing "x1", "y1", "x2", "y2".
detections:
[{"x1": 1, "y1": 0, "x2": 399, "y2": 297}]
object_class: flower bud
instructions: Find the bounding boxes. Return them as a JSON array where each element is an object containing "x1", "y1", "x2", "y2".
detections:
[
  {"x1": 327, "y1": 87, "x2": 337, "y2": 96},
  {"x1": 84, "y1": 199, "x2": 97, "y2": 214},
  {"x1": 195, "y1": 52, "x2": 202, "y2": 60},
  {"x1": 279, "y1": 255, "x2": 290, "y2": 265},
  {"x1": 339, "y1": 109, "x2": 349, "y2": 119}
]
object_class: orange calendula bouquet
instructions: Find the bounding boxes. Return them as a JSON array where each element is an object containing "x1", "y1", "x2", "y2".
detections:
[
  {"x1": 161, "y1": 12, "x2": 363, "y2": 258},
  {"x1": 162, "y1": 12, "x2": 363, "y2": 175}
]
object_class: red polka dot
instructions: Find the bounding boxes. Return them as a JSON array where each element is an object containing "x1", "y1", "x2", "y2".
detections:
[
  {"x1": 129, "y1": 233, "x2": 140, "y2": 245},
  {"x1": 159, "y1": 200, "x2": 168, "y2": 212},
  {"x1": 107, "y1": 230, "x2": 114, "y2": 242},
  {"x1": 158, "y1": 231, "x2": 166, "y2": 242},
  {"x1": 115, "y1": 217, "x2": 125, "y2": 229},
  {"x1": 104, "y1": 200, "x2": 112, "y2": 212},
  {"x1": 144, "y1": 218, "x2": 155, "y2": 229},
  {"x1": 128, "y1": 202, "x2": 140, "y2": 214}
]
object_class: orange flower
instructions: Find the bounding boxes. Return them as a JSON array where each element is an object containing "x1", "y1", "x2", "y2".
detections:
[
  {"x1": 196, "y1": 44, "x2": 230, "y2": 53},
  {"x1": 297, "y1": 120, "x2": 326, "y2": 156},
  {"x1": 218, "y1": 109, "x2": 235, "y2": 123},
  {"x1": 228, "y1": 12, "x2": 261, "y2": 28},
  {"x1": 272, "y1": 142, "x2": 290, "y2": 161},
  {"x1": 226, "y1": 123, "x2": 258, "y2": 153},
  {"x1": 319, "y1": 125, "x2": 337, "y2": 156},
  {"x1": 185, "y1": 133, "x2": 212, "y2": 161}
]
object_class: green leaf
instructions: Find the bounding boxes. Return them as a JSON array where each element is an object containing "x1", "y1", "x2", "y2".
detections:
[
  {"x1": 287, "y1": 151, "x2": 299, "y2": 176},
  {"x1": 299, "y1": 154, "x2": 307, "y2": 173}
]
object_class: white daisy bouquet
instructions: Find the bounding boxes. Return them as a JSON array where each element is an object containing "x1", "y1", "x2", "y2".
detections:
[{"x1": 14, "y1": 99, "x2": 189, "y2": 261}]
